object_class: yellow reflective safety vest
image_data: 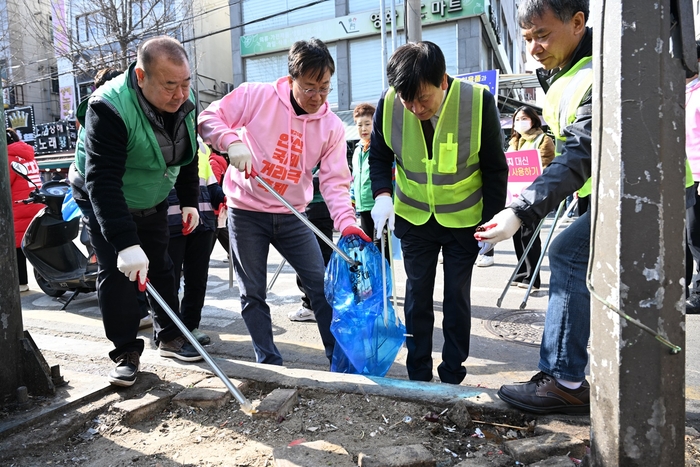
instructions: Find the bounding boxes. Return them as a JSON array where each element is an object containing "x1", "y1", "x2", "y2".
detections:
[
  {"x1": 543, "y1": 56, "x2": 593, "y2": 197},
  {"x1": 382, "y1": 79, "x2": 485, "y2": 228}
]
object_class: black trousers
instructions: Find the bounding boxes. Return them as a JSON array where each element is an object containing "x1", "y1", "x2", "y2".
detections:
[
  {"x1": 297, "y1": 203, "x2": 334, "y2": 309},
  {"x1": 396, "y1": 216, "x2": 479, "y2": 384},
  {"x1": 77, "y1": 198, "x2": 182, "y2": 361},
  {"x1": 168, "y1": 229, "x2": 216, "y2": 329},
  {"x1": 16, "y1": 247, "x2": 28, "y2": 285},
  {"x1": 359, "y1": 211, "x2": 391, "y2": 261},
  {"x1": 687, "y1": 183, "x2": 700, "y2": 296},
  {"x1": 512, "y1": 224, "x2": 541, "y2": 288}
]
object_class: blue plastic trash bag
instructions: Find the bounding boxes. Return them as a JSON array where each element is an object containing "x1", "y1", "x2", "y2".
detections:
[
  {"x1": 324, "y1": 234, "x2": 406, "y2": 376},
  {"x1": 61, "y1": 189, "x2": 82, "y2": 221}
]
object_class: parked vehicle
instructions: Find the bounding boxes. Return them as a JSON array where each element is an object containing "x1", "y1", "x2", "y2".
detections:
[{"x1": 11, "y1": 161, "x2": 97, "y2": 309}]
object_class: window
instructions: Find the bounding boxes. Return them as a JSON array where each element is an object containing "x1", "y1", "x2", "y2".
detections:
[
  {"x1": 242, "y1": 0, "x2": 333, "y2": 34},
  {"x1": 50, "y1": 66, "x2": 59, "y2": 94},
  {"x1": 76, "y1": 14, "x2": 89, "y2": 42}
]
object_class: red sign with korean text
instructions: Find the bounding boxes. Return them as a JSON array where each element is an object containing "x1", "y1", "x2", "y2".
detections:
[{"x1": 506, "y1": 149, "x2": 543, "y2": 206}]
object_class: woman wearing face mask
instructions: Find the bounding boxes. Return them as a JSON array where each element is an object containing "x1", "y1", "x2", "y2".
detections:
[{"x1": 506, "y1": 106, "x2": 555, "y2": 290}]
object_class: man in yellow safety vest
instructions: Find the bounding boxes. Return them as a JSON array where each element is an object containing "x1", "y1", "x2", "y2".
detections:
[
  {"x1": 369, "y1": 41, "x2": 508, "y2": 384},
  {"x1": 477, "y1": 0, "x2": 593, "y2": 414}
]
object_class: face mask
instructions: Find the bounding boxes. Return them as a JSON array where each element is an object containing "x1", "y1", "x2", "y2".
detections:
[{"x1": 513, "y1": 121, "x2": 531, "y2": 134}]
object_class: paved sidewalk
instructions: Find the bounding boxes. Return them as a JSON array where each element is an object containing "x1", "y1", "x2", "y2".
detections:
[{"x1": 15, "y1": 215, "x2": 700, "y2": 423}]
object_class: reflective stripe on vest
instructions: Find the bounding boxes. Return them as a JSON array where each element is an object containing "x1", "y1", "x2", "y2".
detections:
[
  {"x1": 543, "y1": 57, "x2": 593, "y2": 197},
  {"x1": 382, "y1": 79, "x2": 485, "y2": 227}
]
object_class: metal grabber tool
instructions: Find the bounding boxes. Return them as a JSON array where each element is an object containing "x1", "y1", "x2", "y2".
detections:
[
  {"x1": 248, "y1": 168, "x2": 359, "y2": 267},
  {"x1": 143, "y1": 280, "x2": 256, "y2": 415}
]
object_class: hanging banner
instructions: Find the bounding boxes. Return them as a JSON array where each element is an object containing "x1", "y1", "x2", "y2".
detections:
[{"x1": 455, "y1": 69, "x2": 499, "y2": 97}]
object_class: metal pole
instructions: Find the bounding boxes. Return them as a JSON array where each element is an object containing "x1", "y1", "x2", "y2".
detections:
[
  {"x1": 405, "y1": 0, "x2": 422, "y2": 43},
  {"x1": 266, "y1": 258, "x2": 287, "y2": 293},
  {"x1": 145, "y1": 282, "x2": 255, "y2": 415},
  {"x1": 389, "y1": 0, "x2": 397, "y2": 53},
  {"x1": 250, "y1": 170, "x2": 359, "y2": 267},
  {"x1": 496, "y1": 216, "x2": 545, "y2": 308},
  {"x1": 379, "y1": 0, "x2": 388, "y2": 88},
  {"x1": 519, "y1": 201, "x2": 566, "y2": 310}
]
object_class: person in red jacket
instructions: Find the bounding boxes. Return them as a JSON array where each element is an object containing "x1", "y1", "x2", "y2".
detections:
[{"x1": 7, "y1": 128, "x2": 43, "y2": 292}]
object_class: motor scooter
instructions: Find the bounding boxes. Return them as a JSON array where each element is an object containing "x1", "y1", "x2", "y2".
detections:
[{"x1": 11, "y1": 161, "x2": 97, "y2": 309}]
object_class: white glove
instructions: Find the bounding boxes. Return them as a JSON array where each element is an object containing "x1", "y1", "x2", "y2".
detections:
[
  {"x1": 475, "y1": 208, "x2": 522, "y2": 245},
  {"x1": 181, "y1": 207, "x2": 199, "y2": 235},
  {"x1": 371, "y1": 195, "x2": 395, "y2": 239},
  {"x1": 117, "y1": 245, "x2": 149, "y2": 285},
  {"x1": 227, "y1": 142, "x2": 252, "y2": 174}
]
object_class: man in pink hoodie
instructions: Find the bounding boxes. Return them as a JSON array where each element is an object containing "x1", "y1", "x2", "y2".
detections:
[
  {"x1": 685, "y1": 40, "x2": 700, "y2": 313},
  {"x1": 198, "y1": 38, "x2": 369, "y2": 366}
]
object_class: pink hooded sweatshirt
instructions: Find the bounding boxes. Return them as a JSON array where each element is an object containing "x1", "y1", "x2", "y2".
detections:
[
  {"x1": 198, "y1": 77, "x2": 355, "y2": 232},
  {"x1": 687, "y1": 77, "x2": 700, "y2": 181}
]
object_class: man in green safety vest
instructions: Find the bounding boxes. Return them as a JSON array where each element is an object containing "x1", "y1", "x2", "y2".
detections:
[
  {"x1": 477, "y1": 0, "x2": 593, "y2": 414},
  {"x1": 369, "y1": 41, "x2": 508, "y2": 384}
]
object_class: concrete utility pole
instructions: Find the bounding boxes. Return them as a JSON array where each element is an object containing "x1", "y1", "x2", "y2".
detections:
[
  {"x1": 0, "y1": 102, "x2": 26, "y2": 400},
  {"x1": 0, "y1": 97, "x2": 58, "y2": 404},
  {"x1": 589, "y1": 0, "x2": 694, "y2": 464},
  {"x1": 405, "y1": 0, "x2": 422, "y2": 43}
]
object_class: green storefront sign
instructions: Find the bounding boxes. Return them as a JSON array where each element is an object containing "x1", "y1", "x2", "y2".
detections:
[{"x1": 240, "y1": 0, "x2": 485, "y2": 57}]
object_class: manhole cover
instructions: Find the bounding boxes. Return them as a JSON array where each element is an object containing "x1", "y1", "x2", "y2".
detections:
[{"x1": 483, "y1": 310, "x2": 546, "y2": 347}]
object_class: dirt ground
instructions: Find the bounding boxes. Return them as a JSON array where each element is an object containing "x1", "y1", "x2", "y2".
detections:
[
  {"x1": 3, "y1": 356, "x2": 700, "y2": 466},
  {"x1": 0, "y1": 359, "x2": 560, "y2": 467}
]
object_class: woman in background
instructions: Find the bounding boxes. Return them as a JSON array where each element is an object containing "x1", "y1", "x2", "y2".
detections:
[
  {"x1": 8, "y1": 127, "x2": 43, "y2": 292},
  {"x1": 507, "y1": 105, "x2": 554, "y2": 290}
]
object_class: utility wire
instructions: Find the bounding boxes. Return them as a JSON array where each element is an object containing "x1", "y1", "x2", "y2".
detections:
[{"x1": 2, "y1": 0, "x2": 331, "y2": 87}]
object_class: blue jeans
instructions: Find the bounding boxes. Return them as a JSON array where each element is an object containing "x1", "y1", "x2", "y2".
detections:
[
  {"x1": 228, "y1": 208, "x2": 335, "y2": 365},
  {"x1": 538, "y1": 210, "x2": 590, "y2": 382}
]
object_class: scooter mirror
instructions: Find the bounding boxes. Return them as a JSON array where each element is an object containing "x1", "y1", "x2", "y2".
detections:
[
  {"x1": 10, "y1": 161, "x2": 38, "y2": 189},
  {"x1": 10, "y1": 160, "x2": 28, "y2": 176}
]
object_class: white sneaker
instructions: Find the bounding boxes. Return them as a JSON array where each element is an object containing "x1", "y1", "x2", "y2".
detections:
[
  {"x1": 288, "y1": 307, "x2": 316, "y2": 322},
  {"x1": 517, "y1": 281, "x2": 539, "y2": 291},
  {"x1": 19, "y1": 284, "x2": 29, "y2": 292},
  {"x1": 475, "y1": 255, "x2": 494, "y2": 267}
]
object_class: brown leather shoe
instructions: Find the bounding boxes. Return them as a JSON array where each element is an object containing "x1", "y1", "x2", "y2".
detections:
[{"x1": 498, "y1": 371, "x2": 589, "y2": 415}]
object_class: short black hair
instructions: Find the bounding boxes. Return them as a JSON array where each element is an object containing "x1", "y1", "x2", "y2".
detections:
[
  {"x1": 6, "y1": 127, "x2": 20, "y2": 145},
  {"x1": 517, "y1": 0, "x2": 589, "y2": 28},
  {"x1": 288, "y1": 38, "x2": 335, "y2": 82},
  {"x1": 386, "y1": 41, "x2": 445, "y2": 103}
]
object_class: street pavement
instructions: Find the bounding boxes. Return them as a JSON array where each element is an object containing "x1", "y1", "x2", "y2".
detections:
[{"x1": 16, "y1": 215, "x2": 700, "y2": 422}]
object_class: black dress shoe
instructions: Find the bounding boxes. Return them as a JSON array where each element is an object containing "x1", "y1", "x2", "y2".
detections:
[{"x1": 498, "y1": 371, "x2": 589, "y2": 415}]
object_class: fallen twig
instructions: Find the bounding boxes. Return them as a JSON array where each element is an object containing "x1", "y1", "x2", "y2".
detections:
[{"x1": 472, "y1": 420, "x2": 531, "y2": 430}]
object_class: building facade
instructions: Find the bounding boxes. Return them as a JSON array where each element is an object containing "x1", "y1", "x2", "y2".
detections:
[
  {"x1": 225, "y1": 0, "x2": 525, "y2": 138},
  {"x1": 1, "y1": 0, "x2": 60, "y2": 127}
]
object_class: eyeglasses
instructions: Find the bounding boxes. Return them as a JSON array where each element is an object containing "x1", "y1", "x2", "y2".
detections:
[{"x1": 294, "y1": 80, "x2": 332, "y2": 97}]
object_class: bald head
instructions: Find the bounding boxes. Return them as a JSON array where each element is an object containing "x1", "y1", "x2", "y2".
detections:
[{"x1": 136, "y1": 36, "x2": 188, "y2": 75}]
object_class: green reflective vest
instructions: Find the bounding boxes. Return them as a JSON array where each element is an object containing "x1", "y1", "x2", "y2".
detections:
[
  {"x1": 382, "y1": 79, "x2": 485, "y2": 228},
  {"x1": 543, "y1": 56, "x2": 593, "y2": 197},
  {"x1": 75, "y1": 66, "x2": 197, "y2": 210}
]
